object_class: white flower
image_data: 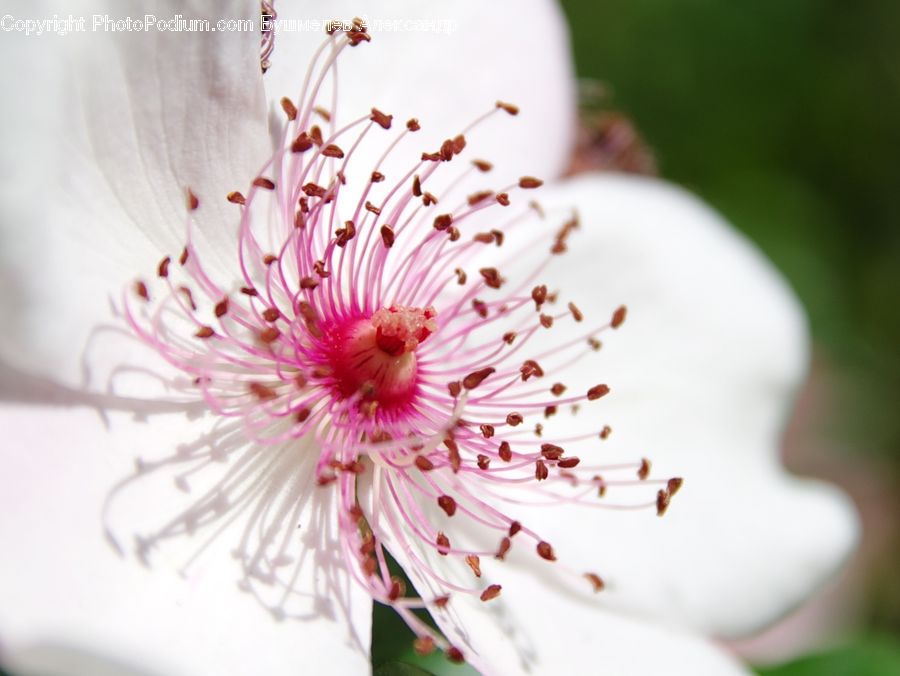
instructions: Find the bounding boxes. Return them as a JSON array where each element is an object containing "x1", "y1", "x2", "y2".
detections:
[{"x1": 0, "y1": 1, "x2": 858, "y2": 675}]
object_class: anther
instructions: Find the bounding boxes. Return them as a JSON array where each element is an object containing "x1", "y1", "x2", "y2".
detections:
[
  {"x1": 280, "y1": 97, "x2": 298, "y2": 120},
  {"x1": 262, "y1": 308, "x2": 280, "y2": 322},
  {"x1": 259, "y1": 327, "x2": 281, "y2": 344},
  {"x1": 227, "y1": 191, "x2": 246, "y2": 205},
  {"x1": 536, "y1": 541, "x2": 556, "y2": 561},
  {"x1": 668, "y1": 477, "x2": 684, "y2": 496},
  {"x1": 506, "y1": 412, "x2": 524, "y2": 426},
  {"x1": 292, "y1": 133, "x2": 313, "y2": 153},
  {"x1": 157, "y1": 257, "x2": 170, "y2": 278},
  {"x1": 495, "y1": 537, "x2": 511, "y2": 560},
  {"x1": 186, "y1": 188, "x2": 199, "y2": 210},
  {"x1": 369, "y1": 107, "x2": 393, "y2": 129},
  {"x1": 406, "y1": 118, "x2": 420, "y2": 132},
  {"x1": 496, "y1": 193, "x2": 510, "y2": 206},
  {"x1": 433, "y1": 213, "x2": 453, "y2": 231},
  {"x1": 413, "y1": 637, "x2": 435, "y2": 656},
  {"x1": 214, "y1": 298, "x2": 229, "y2": 317},
  {"x1": 415, "y1": 455, "x2": 435, "y2": 472},
  {"x1": 437, "y1": 495, "x2": 457, "y2": 517},
  {"x1": 585, "y1": 573, "x2": 605, "y2": 593},
  {"x1": 587, "y1": 384, "x2": 610, "y2": 400},
  {"x1": 422, "y1": 192, "x2": 438, "y2": 206},
  {"x1": 436, "y1": 532, "x2": 451, "y2": 555},
  {"x1": 509, "y1": 521, "x2": 522, "y2": 536},
  {"x1": 322, "y1": 144, "x2": 344, "y2": 159},
  {"x1": 518, "y1": 176, "x2": 543, "y2": 189},
  {"x1": 568, "y1": 302, "x2": 583, "y2": 322},
  {"x1": 472, "y1": 159, "x2": 493, "y2": 172},
  {"x1": 498, "y1": 441, "x2": 512, "y2": 462},
  {"x1": 380, "y1": 225, "x2": 395, "y2": 248},
  {"x1": 558, "y1": 457, "x2": 580, "y2": 468},
  {"x1": 465, "y1": 555, "x2": 482, "y2": 577},
  {"x1": 638, "y1": 458, "x2": 651, "y2": 480},
  {"x1": 455, "y1": 268, "x2": 467, "y2": 285},
  {"x1": 656, "y1": 489, "x2": 672, "y2": 517},
  {"x1": 463, "y1": 367, "x2": 495, "y2": 390},
  {"x1": 540, "y1": 444, "x2": 564, "y2": 460},
  {"x1": 447, "y1": 647, "x2": 465, "y2": 664},
  {"x1": 371, "y1": 171, "x2": 385, "y2": 183},
  {"x1": 300, "y1": 277, "x2": 319, "y2": 290},
  {"x1": 496, "y1": 101, "x2": 519, "y2": 115},
  {"x1": 535, "y1": 460, "x2": 548, "y2": 481},
  {"x1": 551, "y1": 383, "x2": 566, "y2": 396},
  {"x1": 477, "y1": 455, "x2": 490, "y2": 470},
  {"x1": 195, "y1": 326, "x2": 214, "y2": 339},
  {"x1": 253, "y1": 177, "x2": 276, "y2": 190},
  {"x1": 480, "y1": 585, "x2": 502, "y2": 602},
  {"x1": 611, "y1": 305, "x2": 627, "y2": 328},
  {"x1": 249, "y1": 382, "x2": 277, "y2": 401},
  {"x1": 479, "y1": 268, "x2": 504, "y2": 289},
  {"x1": 468, "y1": 190, "x2": 493, "y2": 206},
  {"x1": 540, "y1": 314, "x2": 553, "y2": 328},
  {"x1": 480, "y1": 424, "x2": 495, "y2": 438}
]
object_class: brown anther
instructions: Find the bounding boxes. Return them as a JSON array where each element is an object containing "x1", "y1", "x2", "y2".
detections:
[
  {"x1": 544, "y1": 405, "x2": 558, "y2": 419},
  {"x1": 422, "y1": 191, "x2": 438, "y2": 206},
  {"x1": 371, "y1": 171, "x2": 385, "y2": 183},
  {"x1": 472, "y1": 299, "x2": 488, "y2": 318},
  {"x1": 506, "y1": 412, "x2": 523, "y2": 426},
  {"x1": 447, "y1": 647, "x2": 465, "y2": 664},
  {"x1": 468, "y1": 190, "x2": 494, "y2": 206},
  {"x1": 455, "y1": 268, "x2": 467, "y2": 285},
  {"x1": 585, "y1": 573, "x2": 605, "y2": 593},
  {"x1": 302, "y1": 182, "x2": 326, "y2": 198},
  {"x1": 479, "y1": 267, "x2": 504, "y2": 289},
  {"x1": 433, "y1": 213, "x2": 453, "y2": 231},
  {"x1": 179, "y1": 247, "x2": 189, "y2": 266},
  {"x1": 479, "y1": 424, "x2": 495, "y2": 439},
  {"x1": 153, "y1": 256, "x2": 170, "y2": 279},
  {"x1": 411, "y1": 174, "x2": 422, "y2": 197},
  {"x1": 452, "y1": 134, "x2": 466, "y2": 154},
  {"x1": 490, "y1": 229, "x2": 505, "y2": 246},
  {"x1": 314, "y1": 260, "x2": 330, "y2": 278},
  {"x1": 311, "y1": 365, "x2": 331, "y2": 378},
  {"x1": 495, "y1": 537, "x2": 511, "y2": 560},
  {"x1": 291, "y1": 132, "x2": 314, "y2": 153},
  {"x1": 599, "y1": 425, "x2": 612, "y2": 440},
  {"x1": 240, "y1": 286, "x2": 258, "y2": 297},
  {"x1": 587, "y1": 384, "x2": 610, "y2": 400},
  {"x1": 359, "y1": 400, "x2": 379, "y2": 419},
  {"x1": 421, "y1": 151, "x2": 441, "y2": 162},
  {"x1": 415, "y1": 455, "x2": 435, "y2": 472},
  {"x1": 295, "y1": 407, "x2": 311, "y2": 423},
  {"x1": 638, "y1": 458, "x2": 651, "y2": 480},
  {"x1": 465, "y1": 555, "x2": 482, "y2": 578},
  {"x1": 540, "y1": 443, "x2": 564, "y2": 460},
  {"x1": 227, "y1": 191, "x2": 246, "y2": 205},
  {"x1": 253, "y1": 177, "x2": 276, "y2": 190},
  {"x1": 134, "y1": 281, "x2": 150, "y2": 300},
  {"x1": 322, "y1": 144, "x2": 344, "y2": 159},
  {"x1": 259, "y1": 327, "x2": 281, "y2": 344},
  {"x1": 447, "y1": 381, "x2": 461, "y2": 398},
  {"x1": 249, "y1": 382, "x2": 277, "y2": 401},
  {"x1": 588, "y1": 337, "x2": 602, "y2": 351},
  {"x1": 364, "y1": 201, "x2": 381, "y2": 215},
  {"x1": 498, "y1": 441, "x2": 512, "y2": 462},
  {"x1": 262, "y1": 308, "x2": 280, "y2": 322},
  {"x1": 520, "y1": 359, "x2": 544, "y2": 381},
  {"x1": 531, "y1": 285, "x2": 547, "y2": 309},
  {"x1": 540, "y1": 314, "x2": 554, "y2": 328},
  {"x1": 335, "y1": 220, "x2": 356, "y2": 247},
  {"x1": 496, "y1": 192, "x2": 510, "y2": 206},
  {"x1": 406, "y1": 118, "x2": 420, "y2": 132},
  {"x1": 369, "y1": 107, "x2": 393, "y2": 129},
  {"x1": 536, "y1": 541, "x2": 556, "y2": 561},
  {"x1": 347, "y1": 29, "x2": 370, "y2": 45},
  {"x1": 440, "y1": 138, "x2": 455, "y2": 162},
  {"x1": 668, "y1": 477, "x2": 684, "y2": 496},
  {"x1": 388, "y1": 579, "x2": 403, "y2": 602},
  {"x1": 214, "y1": 298, "x2": 229, "y2": 318},
  {"x1": 502, "y1": 331, "x2": 516, "y2": 345},
  {"x1": 444, "y1": 438, "x2": 462, "y2": 473},
  {"x1": 472, "y1": 159, "x2": 493, "y2": 172},
  {"x1": 656, "y1": 489, "x2": 672, "y2": 516},
  {"x1": 413, "y1": 637, "x2": 435, "y2": 656},
  {"x1": 477, "y1": 454, "x2": 491, "y2": 470},
  {"x1": 480, "y1": 585, "x2": 502, "y2": 602},
  {"x1": 313, "y1": 106, "x2": 331, "y2": 121},
  {"x1": 551, "y1": 383, "x2": 567, "y2": 397},
  {"x1": 186, "y1": 188, "x2": 199, "y2": 210},
  {"x1": 496, "y1": 101, "x2": 519, "y2": 115},
  {"x1": 535, "y1": 459, "x2": 549, "y2": 481},
  {"x1": 434, "y1": 595, "x2": 450, "y2": 609},
  {"x1": 195, "y1": 325, "x2": 214, "y2": 338},
  {"x1": 558, "y1": 457, "x2": 581, "y2": 469},
  {"x1": 372, "y1": 225, "x2": 394, "y2": 250},
  {"x1": 290, "y1": 276, "x2": 315, "y2": 292},
  {"x1": 518, "y1": 176, "x2": 543, "y2": 189},
  {"x1": 447, "y1": 226, "x2": 461, "y2": 242},
  {"x1": 437, "y1": 495, "x2": 457, "y2": 517},
  {"x1": 280, "y1": 97, "x2": 297, "y2": 120},
  {"x1": 363, "y1": 557, "x2": 378, "y2": 577},
  {"x1": 568, "y1": 302, "x2": 584, "y2": 322},
  {"x1": 611, "y1": 305, "x2": 627, "y2": 328},
  {"x1": 294, "y1": 373, "x2": 308, "y2": 389},
  {"x1": 509, "y1": 521, "x2": 522, "y2": 537},
  {"x1": 474, "y1": 232, "x2": 495, "y2": 244},
  {"x1": 463, "y1": 367, "x2": 495, "y2": 390},
  {"x1": 436, "y1": 532, "x2": 451, "y2": 555}
]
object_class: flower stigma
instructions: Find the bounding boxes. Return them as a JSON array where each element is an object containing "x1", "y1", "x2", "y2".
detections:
[{"x1": 113, "y1": 19, "x2": 684, "y2": 666}]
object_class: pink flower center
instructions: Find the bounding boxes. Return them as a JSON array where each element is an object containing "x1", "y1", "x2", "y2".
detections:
[{"x1": 324, "y1": 305, "x2": 436, "y2": 410}]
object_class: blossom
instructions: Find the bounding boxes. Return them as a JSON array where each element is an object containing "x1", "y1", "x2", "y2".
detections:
[{"x1": 0, "y1": 1, "x2": 857, "y2": 675}]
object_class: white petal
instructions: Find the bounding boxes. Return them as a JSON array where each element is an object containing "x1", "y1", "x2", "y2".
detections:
[
  {"x1": 0, "y1": 0, "x2": 269, "y2": 387},
  {"x1": 497, "y1": 173, "x2": 859, "y2": 636},
  {"x1": 265, "y1": 0, "x2": 576, "y2": 186},
  {"x1": 0, "y1": 403, "x2": 371, "y2": 676}
]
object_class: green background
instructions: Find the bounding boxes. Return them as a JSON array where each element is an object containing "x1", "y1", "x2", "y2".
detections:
[{"x1": 373, "y1": 1, "x2": 900, "y2": 673}]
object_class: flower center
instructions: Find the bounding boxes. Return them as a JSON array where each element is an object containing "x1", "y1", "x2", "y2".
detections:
[{"x1": 326, "y1": 305, "x2": 436, "y2": 410}]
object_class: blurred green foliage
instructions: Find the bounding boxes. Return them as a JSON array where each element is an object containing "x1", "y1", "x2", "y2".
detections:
[{"x1": 756, "y1": 636, "x2": 900, "y2": 676}]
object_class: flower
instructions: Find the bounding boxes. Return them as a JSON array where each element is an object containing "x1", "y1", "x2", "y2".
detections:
[{"x1": 0, "y1": 1, "x2": 858, "y2": 675}]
